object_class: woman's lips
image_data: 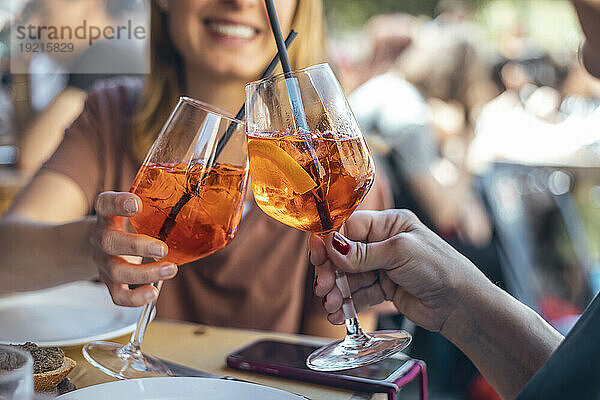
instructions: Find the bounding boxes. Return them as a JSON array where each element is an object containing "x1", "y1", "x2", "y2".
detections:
[{"x1": 205, "y1": 20, "x2": 259, "y2": 41}]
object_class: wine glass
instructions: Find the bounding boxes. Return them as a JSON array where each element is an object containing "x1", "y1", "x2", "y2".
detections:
[
  {"x1": 83, "y1": 97, "x2": 249, "y2": 378},
  {"x1": 245, "y1": 63, "x2": 411, "y2": 371}
]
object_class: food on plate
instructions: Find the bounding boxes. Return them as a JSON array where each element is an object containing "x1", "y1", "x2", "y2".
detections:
[{"x1": 0, "y1": 342, "x2": 76, "y2": 392}]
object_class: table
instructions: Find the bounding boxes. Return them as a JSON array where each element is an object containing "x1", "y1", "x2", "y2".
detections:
[{"x1": 64, "y1": 320, "x2": 388, "y2": 400}]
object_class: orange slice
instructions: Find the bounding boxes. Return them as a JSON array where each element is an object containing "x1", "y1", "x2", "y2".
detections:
[{"x1": 248, "y1": 139, "x2": 317, "y2": 194}]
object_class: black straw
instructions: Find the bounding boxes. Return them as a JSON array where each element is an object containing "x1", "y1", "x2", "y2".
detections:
[
  {"x1": 157, "y1": 31, "x2": 299, "y2": 241},
  {"x1": 214, "y1": 30, "x2": 298, "y2": 159},
  {"x1": 265, "y1": 0, "x2": 293, "y2": 75},
  {"x1": 263, "y1": 0, "x2": 332, "y2": 233}
]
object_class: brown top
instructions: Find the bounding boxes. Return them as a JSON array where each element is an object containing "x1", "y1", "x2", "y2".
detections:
[{"x1": 42, "y1": 78, "x2": 392, "y2": 333}]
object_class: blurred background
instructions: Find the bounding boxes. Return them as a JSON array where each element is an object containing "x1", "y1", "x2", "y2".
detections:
[
  {"x1": 1, "y1": 0, "x2": 599, "y2": 399},
  {"x1": 325, "y1": 1, "x2": 600, "y2": 399},
  {"x1": 0, "y1": 0, "x2": 147, "y2": 210}
]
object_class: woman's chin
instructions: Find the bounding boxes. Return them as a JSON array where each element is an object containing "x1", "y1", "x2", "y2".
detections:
[{"x1": 196, "y1": 61, "x2": 263, "y2": 82}]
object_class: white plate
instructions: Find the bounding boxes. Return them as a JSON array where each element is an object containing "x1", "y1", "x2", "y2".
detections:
[
  {"x1": 0, "y1": 281, "x2": 146, "y2": 347},
  {"x1": 56, "y1": 377, "x2": 306, "y2": 400}
]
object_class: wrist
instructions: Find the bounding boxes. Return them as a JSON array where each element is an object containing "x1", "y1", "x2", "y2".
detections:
[{"x1": 440, "y1": 266, "x2": 497, "y2": 349}]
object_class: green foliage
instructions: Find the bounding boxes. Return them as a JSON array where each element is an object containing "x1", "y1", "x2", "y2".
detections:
[{"x1": 324, "y1": 0, "x2": 491, "y2": 30}]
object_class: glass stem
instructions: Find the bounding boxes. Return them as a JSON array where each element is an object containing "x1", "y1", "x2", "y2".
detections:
[
  {"x1": 123, "y1": 282, "x2": 159, "y2": 353},
  {"x1": 128, "y1": 302, "x2": 155, "y2": 351},
  {"x1": 335, "y1": 270, "x2": 370, "y2": 346}
]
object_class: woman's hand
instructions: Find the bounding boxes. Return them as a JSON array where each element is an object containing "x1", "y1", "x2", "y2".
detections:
[
  {"x1": 312, "y1": 209, "x2": 563, "y2": 399},
  {"x1": 311, "y1": 209, "x2": 489, "y2": 335},
  {"x1": 91, "y1": 191, "x2": 178, "y2": 306}
]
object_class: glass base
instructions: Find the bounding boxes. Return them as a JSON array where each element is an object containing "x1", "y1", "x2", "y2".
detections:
[
  {"x1": 82, "y1": 341, "x2": 173, "y2": 379},
  {"x1": 306, "y1": 330, "x2": 412, "y2": 371}
]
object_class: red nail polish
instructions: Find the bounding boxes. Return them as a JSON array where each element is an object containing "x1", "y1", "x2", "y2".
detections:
[{"x1": 332, "y1": 233, "x2": 350, "y2": 255}]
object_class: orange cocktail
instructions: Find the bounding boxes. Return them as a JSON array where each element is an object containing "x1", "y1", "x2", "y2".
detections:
[
  {"x1": 130, "y1": 162, "x2": 247, "y2": 265},
  {"x1": 247, "y1": 130, "x2": 373, "y2": 235}
]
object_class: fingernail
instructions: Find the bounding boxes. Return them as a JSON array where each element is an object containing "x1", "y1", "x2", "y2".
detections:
[
  {"x1": 124, "y1": 198, "x2": 138, "y2": 213},
  {"x1": 160, "y1": 264, "x2": 177, "y2": 277},
  {"x1": 151, "y1": 243, "x2": 166, "y2": 258},
  {"x1": 332, "y1": 233, "x2": 351, "y2": 255},
  {"x1": 144, "y1": 290, "x2": 157, "y2": 301},
  {"x1": 313, "y1": 275, "x2": 318, "y2": 291}
]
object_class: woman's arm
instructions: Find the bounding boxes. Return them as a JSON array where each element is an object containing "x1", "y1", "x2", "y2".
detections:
[
  {"x1": 442, "y1": 273, "x2": 563, "y2": 399},
  {"x1": 0, "y1": 171, "x2": 177, "y2": 303},
  {"x1": 312, "y1": 210, "x2": 563, "y2": 399},
  {"x1": 0, "y1": 215, "x2": 97, "y2": 292},
  {"x1": 0, "y1": 171, "x2": 97, "y2": 292}
]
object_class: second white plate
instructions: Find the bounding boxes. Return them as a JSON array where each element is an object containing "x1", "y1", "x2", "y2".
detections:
[{"x1": 0, "y1": 281, "x2": 146, "y2": 347}]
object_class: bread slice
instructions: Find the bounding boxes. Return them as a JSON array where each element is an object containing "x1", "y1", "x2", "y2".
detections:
[{"x1": 33, "y1": 357, "x2": 76, "y2": 392}]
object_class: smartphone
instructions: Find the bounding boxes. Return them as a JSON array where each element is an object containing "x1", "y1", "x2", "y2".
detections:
[{"x1": 226, "y1": 339, "x2": 418, "y2": 394}]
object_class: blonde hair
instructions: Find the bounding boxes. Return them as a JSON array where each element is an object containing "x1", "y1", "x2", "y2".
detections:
[{"x1": 132, "y1": 0, "x2": 327, "y2": 161}]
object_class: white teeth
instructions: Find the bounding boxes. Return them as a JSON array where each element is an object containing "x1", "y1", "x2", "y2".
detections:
[{"x1": 208, "y1": 23, "x2": 256, "y2": 39}]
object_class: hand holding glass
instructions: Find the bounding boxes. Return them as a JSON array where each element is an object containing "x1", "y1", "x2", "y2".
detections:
[
  {"x1": 245, "y1": 64, "x2": 411, "y2": 371},
  {"x1": 83, "y1": 98, "x2": 249, "y2": 378}
]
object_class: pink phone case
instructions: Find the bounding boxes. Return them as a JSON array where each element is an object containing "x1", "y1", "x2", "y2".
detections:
[{"x1": 227, "y1": 341, "x2": 427, "y2": 400}]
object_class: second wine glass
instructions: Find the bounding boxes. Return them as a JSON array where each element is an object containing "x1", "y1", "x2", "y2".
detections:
[
  {"x1": 245, "y1": 63, "x2": 411, "y2": 371},
  {"x1": 83, "y1": 98, "x2": 249, "y2": 379}
]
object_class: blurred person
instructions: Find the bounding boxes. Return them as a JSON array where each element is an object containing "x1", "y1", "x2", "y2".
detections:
[
  {"x1": 493, "y1": 53, "x2": 570, "y2": 124},
  {"x1": 334, "y1": 13, "x2": 416, "y2": 93},
  {"x1": 471, "y1": 52, "x2": 598, "y2": 171},
  {"x1": 399, "y1": 2, "x2": 498, "y2": 127},
  {"x1": 3, "y1": 1, "x2": 35, "y2": 132},
  {"x1": 470, "y1": 86, "x2": 600, "y2": 171},
  {"x1": 15, "y1": 0, "x2": 146, "y2": 176},
  {"x1": 311, "y1": 3, "x2": 600, "y2": 398},
  {"x1": 560, "y1": 61, "x2": 600, "y2": 118},
  {"x1": 435, "y1": 0, "x2": 472, "y2": 22},
  {"x1": 346, "y1": 13, "x2": 492, "y2": 248},
  {"x1": 0, "y1": 60, "x2": 14, "y2": 141},
  {"x1": 391, "y1": 4, "x2": 497, "y2": 248},
  {"x1": 347, "y1": 14, "x2": 498, "y2": 393},
  {"x1": 0, "y1": 0, "x2": 392, "y2": 337}
]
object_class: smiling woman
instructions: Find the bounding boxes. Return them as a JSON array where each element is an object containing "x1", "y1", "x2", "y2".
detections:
[
  {"x1": 133, "y1": 0, "x2": 327, "y2": 161},
  {"x1": 0, "y1": 0, "x2": 391, "y2": 337}
]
